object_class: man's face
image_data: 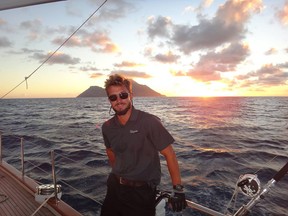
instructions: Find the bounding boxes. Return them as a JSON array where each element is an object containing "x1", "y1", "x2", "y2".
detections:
[{"x1": 107, "y1": 85, "x2": 132, "y2": 116}]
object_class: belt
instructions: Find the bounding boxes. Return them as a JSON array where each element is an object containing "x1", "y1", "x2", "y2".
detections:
[{"x1": 114, "y1": 175, "x2": 147, "y2": 187}]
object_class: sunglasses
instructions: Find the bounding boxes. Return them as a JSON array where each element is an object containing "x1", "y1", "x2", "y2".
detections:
[{"x1": 108, "y1": 92, "x2": 129, "y2": 102}]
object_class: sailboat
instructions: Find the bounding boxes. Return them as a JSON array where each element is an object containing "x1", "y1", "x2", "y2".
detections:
[{"x1": 0, "y1": 1, "x2": 287, "y2": 216}]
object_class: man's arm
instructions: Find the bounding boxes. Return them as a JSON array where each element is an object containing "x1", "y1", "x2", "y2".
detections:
[
  {"x1": 160, "y1": 144, "x2": 182, "y2": 186},
  {"x1": 161, "y1": 144, "x2": 187, "y2": 212},
  {"x1": 106, "y1": 147, "x2": 115, "y2": 167}
]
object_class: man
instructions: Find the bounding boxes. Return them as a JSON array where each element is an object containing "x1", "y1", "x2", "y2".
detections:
[{"x1": 101, "y1": 74, "x2": 186, "y2": 216}]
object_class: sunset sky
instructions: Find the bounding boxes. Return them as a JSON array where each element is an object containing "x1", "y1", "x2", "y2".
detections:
[{"x1": 0, "y1": 0, "x2": 288, "y2": 98}]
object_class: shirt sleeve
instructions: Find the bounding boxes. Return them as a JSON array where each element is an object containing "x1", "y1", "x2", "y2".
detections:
[
  {"x1": 145, "y1": 114, "x2": 175, "y2": 151},
  {"x1": 102, "y1": 121, "x2": 111, "y2": 148}
]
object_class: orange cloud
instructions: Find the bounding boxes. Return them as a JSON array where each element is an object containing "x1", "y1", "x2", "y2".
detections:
[
  {"x1": 114, "y1": 61, "x2": 144, "y2": 67},
  {"x1": 216, "y1": 0, "x2": 263, "y2": 26},
  {"x1": 52, "y1": 30, "x2": 119, "y2": 53},
  {"x1": 276, "y1": 1, "x2": 288, "y2": 25}
]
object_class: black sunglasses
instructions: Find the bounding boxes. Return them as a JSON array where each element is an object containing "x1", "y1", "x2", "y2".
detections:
[{"x1": 108, "y1": 92, "x2": 129, "y2": 102}]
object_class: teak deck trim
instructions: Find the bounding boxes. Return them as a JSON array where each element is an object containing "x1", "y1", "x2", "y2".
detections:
[{"x1": 0, "y1": 161, "x2": 82, "y2": 216}]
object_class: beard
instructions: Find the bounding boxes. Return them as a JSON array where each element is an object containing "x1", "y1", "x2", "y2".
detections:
[{"x1": 113, "y1": 101, "x2": 132, "y2": 116}]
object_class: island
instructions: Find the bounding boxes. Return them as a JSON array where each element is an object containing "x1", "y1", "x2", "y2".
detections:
[{"x1": 77, "y1": 80, "x2": 164, "y2": 98}]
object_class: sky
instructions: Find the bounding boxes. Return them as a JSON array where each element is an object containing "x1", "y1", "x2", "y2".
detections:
[{"x1": 0, "y1": 0, "x2": 288, "y2": 98}]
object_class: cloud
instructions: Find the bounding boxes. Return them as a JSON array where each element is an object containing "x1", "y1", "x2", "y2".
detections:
[
  {"x1": 170, "y1": 69, "x2": 187, "y2": 77},
  {"x1": 276, "y1": 1, "x2": 288, "y2": 25},
  {"x1": 203, "y1": 0, "x2": 214, "y2": 8},
  {"x1": 188, "y1": 67, "x2": 222, "y2": 82},
  {"x1": 0, "y1": 18, "x2": 6, "y2": 26},
  {"x1": 52, "y1": 35, "x2": 81, "y2": 46},
  {"x1": 80, "y1": 66, "x2": 99, "y2": 72},
  {"x1": 186, "y1": 42, "x2": 250, "y2": 82},
  {"x1": 110, "y1": 70, "x2": 152, "y2": 79},
  {"x1": 278, "y1": 61, "x2": 288, "y2": 69},
  {"x1": 171, "y1": 0, "x2": 263, "y2": 54},
  {"x1": 147, "y1": 16, "x2": 172, "y2": 39},
  {"x1": 20, "y1": 19, "x2": 43, "y2": 41},
  {"x1": 143, "y1": 0, "x2": 265, "y2": 85},
  {"x1": 237, "y1": 63, "x2": 288, "y2": 87},
  {"x1": 114, "y1": 61, "x2": 144, "y2": 67},
  {"x1": 265, "y1": 48, "x2": 278, "y2": 55},
  {"x1": 85, "y1": 30, "x2": 118, "y2": 53},
  {"x1": 183, "y1": 6, "x2": 195, "y2": 14},
  {"x1": 154, "y1": 51, "x2": 180, "y2": 63},
  {"x1": 86, "y1": 0, "x2": 135, "y2": 24},
  {"x1": 52, "y1": 29, "x2": 118, "y2": 53},
  {"x1": 22, "y1": 48, "x2": 43, "y2": 53},
  {"x1": 0, "y1": 36, "x2": 12, "y2": 48},
  {"x1": 45, "y1": 25, "x2": 70, "y2": 35},
  {"x1": 32, "y1": 52, "x2": 80, "y2": 65},
  {"x1": 185, "y1": 0, "x2": 214, "y2": 14},
  {"x1": 253, "y1": 64, "x2": 288, "y2": 86},
  {"x1": 172, "y1": 19, "x2": 243, "y2": 54},
  {"x1": 90, "y1": 72, "x2": 103, "y2": 78},
  {"x1": 20, "y1": 19, "x2": 42, "y2": 30},
  {"x1": 0, "y1": 18, "x2": 16, "y2": 34},
  {"x1": 143, "y1": 46, "x2": 154, "y2": 56},
  {"x1": 8, "y1": 48, "x2": 43, "y2": 55},
  {"x1": 145, "y1": 0, "x2": 262, "y2": 54}
]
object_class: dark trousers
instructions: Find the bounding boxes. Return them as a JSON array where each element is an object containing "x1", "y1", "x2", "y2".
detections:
[{"x1": 100, "y1": 173, "x2": 156, "y2": 216}]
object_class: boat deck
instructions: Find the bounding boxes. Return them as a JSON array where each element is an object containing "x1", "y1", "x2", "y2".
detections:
[{"x1": 0, "y1": 165, "x2": 55, "y2": 216}]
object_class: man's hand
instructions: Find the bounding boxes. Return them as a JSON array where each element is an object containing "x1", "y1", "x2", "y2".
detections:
[{"x1": 168, "y1": 185, "x2": 187, "y2": 212}]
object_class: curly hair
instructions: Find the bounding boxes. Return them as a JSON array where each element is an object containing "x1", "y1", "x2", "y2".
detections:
[{"x1": 104, "y1": 74, "x2": 132, "y2": 95}]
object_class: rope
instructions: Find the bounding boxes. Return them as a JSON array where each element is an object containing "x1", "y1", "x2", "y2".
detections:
[
  {"x1": 0, "y1": 0, "x2": 108, "y2": 99},
  {"x1": 224, "y1": 178, "x2": 240, "y2": 215},
  {"x1": 0, "y1": 194, "x2": 8, "y2": 203},
  {"x1": 31, "y1": 192, "x2": 55, "y2": 216}
]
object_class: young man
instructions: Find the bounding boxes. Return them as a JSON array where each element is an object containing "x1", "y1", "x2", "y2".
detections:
[{"x1": 101, "y1": 74, "x2": 186, "y2": 216}]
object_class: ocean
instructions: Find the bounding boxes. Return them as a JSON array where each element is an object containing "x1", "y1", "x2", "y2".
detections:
[{"x1": 0, "y1": 97, "x2": 287, "y2": 216}]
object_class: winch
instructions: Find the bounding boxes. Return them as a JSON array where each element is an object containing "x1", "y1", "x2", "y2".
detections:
[{"x1": 35, "y1": 184, "x2": 62, "y2": 203}]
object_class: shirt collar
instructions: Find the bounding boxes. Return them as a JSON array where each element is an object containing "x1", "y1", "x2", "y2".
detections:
[
  {"x1": 113, "y1": 106, "x2": 139, "y2": 126},
  {"x1": 129, "y1": 106, "x2": 139, "y2": 121}
]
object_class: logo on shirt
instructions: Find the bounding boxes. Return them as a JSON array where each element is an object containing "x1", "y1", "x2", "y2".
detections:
[{"x1": 130, "y1": 129, "x2": 139, "y2": 134}]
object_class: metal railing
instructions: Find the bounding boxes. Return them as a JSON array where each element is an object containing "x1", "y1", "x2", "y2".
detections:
[
  {"x1": 0, "y1": 132, "x2": 59, "y2": 202},
  {"x1": 0, "y1": 131, "x2": 106, "y2": 207}
]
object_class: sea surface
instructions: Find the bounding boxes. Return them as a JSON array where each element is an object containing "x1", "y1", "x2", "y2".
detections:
[{"x1": 0, "y1": 97, "x2": 287, "y2": 216}]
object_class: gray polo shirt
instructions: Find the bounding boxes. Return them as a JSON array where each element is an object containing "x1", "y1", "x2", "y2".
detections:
[{"x1": 102, "y1": 107, "x2": 174, "y2": 185}]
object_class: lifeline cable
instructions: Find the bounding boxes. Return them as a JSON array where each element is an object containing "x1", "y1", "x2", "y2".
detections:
[
  {"x1": 0, "y1": 0, "x2": 108, "y2": 99},
  {"x1": 0, "y1": 131, "x2": 105, "y2": 206}
]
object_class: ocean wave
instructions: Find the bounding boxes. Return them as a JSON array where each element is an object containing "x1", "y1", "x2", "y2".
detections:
[{"x1": 1, "y1": 97, "x2": 287, "y2": 216}]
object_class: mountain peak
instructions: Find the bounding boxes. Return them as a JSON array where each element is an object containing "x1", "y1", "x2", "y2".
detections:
[{"x1": 77, "y1": 80, "x2": 164, "y2": 98}]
